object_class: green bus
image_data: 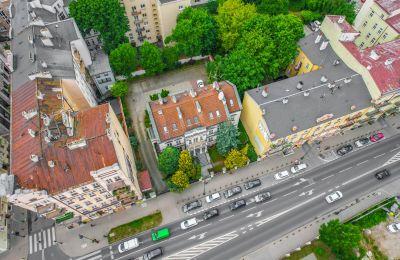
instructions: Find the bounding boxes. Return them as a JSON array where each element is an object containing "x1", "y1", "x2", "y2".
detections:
[{"x1": 151, "y1": 228, "x2": 170, "y2": 241}]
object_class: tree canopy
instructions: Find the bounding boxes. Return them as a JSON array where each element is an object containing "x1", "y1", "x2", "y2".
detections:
[
  {"x1": 257, "y1": 0, "x2": 288, "y2": 15},
  {"x1": 69, "y1": 0, "x2": 129, "y2": 53},
  {"x1": 216, "y1": 121, "x2": 240, "y2": 156},
  {"x1": 166, "y1": 7, "x2": 217, "y2": 57},
  {"x1": 178, "y1": 150, "x2": 197, "y2": 182},
  {"x1": 158, "y1": 147, "x2": 180, "y2": 179},
  {"x1": 140, "y1": 42, "x2": 165, "y2": 76},
  {"x1": 110, "y1": 81, "x2": 129, "y2": 97},
  {"x1": 216, "y1": 0, "x2": 257, "y2": 52},
  {"x1": 161, "y1": 47, "x2": 180, "y2": 70},
  {"x1": 109, "y1": 43, "x2": 137, "y2": 77},
  {"x1": 169, "y1": 170, "x2": 190, "y2": 193},
  {"x1": 224, "y1": 146, "x2": 248, "y2": 170},
  {"x1": 305, "y1": 0, "x2": 356, "y2": 24}
]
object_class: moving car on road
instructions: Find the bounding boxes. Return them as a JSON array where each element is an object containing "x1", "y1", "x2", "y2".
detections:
[
  {"x1": 375, "y1": 169, "x2": 390, "y2": 180},
  {"x1": 205, "y1": 192, "x2": 221, "y2": 203},
  {"x1": 290, "y1": 163, "x2": 307, "y2": 174},
  {"x1": 229, "y1": 199, "x2": 246, "y2": 211},
  {"x1": 118, "y1": 238, "x2": 139, "y2": 253},
  {"x1": 182, "y1": 200, "x2": 202, "y2": 213},
  {"x1": 325, "y1": 191, "x2": 343, "y2": 203},
  {"x1": 354, "y1": 137, "x2": 369, "y2": 148},
  {"x1": 223, "y1": 186, "x2": 242, "y2": 199},
  {"x1": 151, "y1": 228, "x2": 170, "y2": 241},
  {"x1": 337, "y1": 144, "x2": 353, "y2": 156},
  {"x1": 143, "y1": 247, "x2": 163, "y2": 260},
  {"x1": 387, "y1": 222, "x2": 400, "y2": 233},
  {"x1": 274, "y1": 170, "x2": 290, "y2": 180},
  {"x1": 244, "y1": 179, "x2": 261, "y2": 190},
  {"x1": 370, "y1": 132, "x2": 384, "y2": 142},
  {"x1": 180, "y1": 218, "x2": 198, "y2": 230},
  {"x1": 203, "y1": 209, "x2": 219, "y2": 220},
  {"x1": 254, "y1": 192, "x2": 271, "y2": 203}
]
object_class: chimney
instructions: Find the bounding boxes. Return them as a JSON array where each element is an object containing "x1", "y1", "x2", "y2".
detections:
[
  {"x1": 22, "y1": 110, "x2": 37, "y2": 120},
  {"x1": 28, "y1": 129, "x2": 36, "y2": 137},
  {"x1": 320, "y1": 41, "x2": 329, "y2": 51},
  {"x1": 48, "y1": 160, "x2": 55, "y2": 168},
  {"x1": 190, "y1": 89, "x2": 197, "y2": 98},
  {"x1": 262, "y1": 86, "x2": 269, "y2": 97},
  {"x1": 30, "y1": 154, "x2": 39, "y2": 162},
  {"x1": 338, "y1": 16, "x2": 345, "y2": 24},
  {"x1": 320, "y1": 75, "x2": 328, "y2": 83},
  {"x1": 171, "y1": 95, "x2": 177, "y2": 103},
  {"x1": 158, "y1": 110, "x2": 163, "y2": 115},
  {"x1": 315, "y1": 34, "x2": 322, "y2": 44},
  {"x1": 384, "y1": 58, "x2": 394, "y2": 66},
  {"x1": 282, "y1": 97, "x2": 289, "y2": 104},
  {"x1": 296, "y1": 81, "x2": 304, "y2": 90},
  {"x1": 195, "y1": 100, "x2": 201, "y2": 113},
  {"x1": 218, "y1": 92, "x2": 226, "y2": 104},
  {"x1": 176, "y1": 107, "x2": 182, "y2": 119}
]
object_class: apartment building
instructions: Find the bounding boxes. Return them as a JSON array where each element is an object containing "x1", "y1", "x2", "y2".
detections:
[
  {"x1": 0, "y1": 48, "x2": 11, "y2": 136},
  {"x1": 0, "y1": 0, "x2": 10, "y2": 40},
  {"x1": 122, "y1": 0, "x2": 208, "y2": 46},
  {"x1": 354, "y1": 0, "x2": 400, "y2": 48},
  {"x1": 147, "y1": 81, "x2": 242, "y2": 156},
  {"x1": 9, "y1": 78, "x2": 142, "y2": 221}
]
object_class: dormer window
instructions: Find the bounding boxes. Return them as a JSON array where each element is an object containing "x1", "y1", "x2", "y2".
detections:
[
  {"x1": 216, "y1": 110, "x2": 221, "y2": 117},
  {"x1": 187, "y1": 119, "x2": 191, "y2": 126},
  {"x1": 209, "y1": 112, "x2": 214, "y2": 119},
  {"x1": 163, "y1": 126, "x2": 168, "y2": 133},
  {"x1": 172, "y1": 123, "x2": 177, "y2": 131}
]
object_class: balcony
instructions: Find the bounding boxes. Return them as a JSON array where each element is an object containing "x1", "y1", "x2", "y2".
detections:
[
  {"x1": 131, "y1": 10, "x2": 141, "y2": 15},
  {"x1": 134, "y1": 19, "x2": 143, "y2": 24}
]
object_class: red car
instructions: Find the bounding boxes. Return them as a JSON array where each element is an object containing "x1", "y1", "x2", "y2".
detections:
[{"x1": 370, "y1": 132, "x2": 384, "y2": 142}]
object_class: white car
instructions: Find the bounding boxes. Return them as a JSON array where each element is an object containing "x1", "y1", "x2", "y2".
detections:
[
  {"x1": 197, "y1": 79, "x2": 205, "y2": 88},
  {"x1": 205, "y1": 192, "x2": 221, "y2": 203},
  {"x1": 290, "y1": 163, "x2": 307, "y2": 174},
  {"x1": 274, "y1": 170, "x2": 290, "y2": 180},
  {"x1": 387, "y1": 222, "x2": 400, "y2": 233},
  {"x1": 325, "y1": 191, "x2": 343, "y2": 203},
  {"x1": 118, "y1": 238, "x2": 139, "y2": 253},
  {"x1": 180, "y1": 218, "x2": 198, "y2": 230}
]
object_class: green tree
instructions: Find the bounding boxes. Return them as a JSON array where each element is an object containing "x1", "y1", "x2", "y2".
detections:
[
  {"x1": 111, "y1": 81, "x2": 129, "y2": 97},
  {"x1": 169, "y1": 170, "x2": 190, "y2": 192},
  {"x1": 160, "y1": 89, "x2": 170, "y2": 98},
  {"x1": 69, "y1": 0, "x2": 129, "y2": 53},
  {"x1": 257, "y1": 0, "x2": 288, "y2": 15},
  {"x1": 109, "y1": 43, "x2": 137, "y2": 77},
  {"x1": 165, "y1": 8, "x2": 217, "y2": 56},
  {"x1": 158, "y1": 147, "x2": 180, "y2": 178},
  {"x1": 140, "y1": 42, "x2": 165, "y2": 76},
  {"x1": 300, "y1": 10, "x2": 322, "y2": 23},
  {"x1": 161, "y1": 47, "x2": 180, "y2": 70},
  {"x1": 216, "y1": 121, "x2": 240, "y2": 156},
  {"x1": 178, "y1": 150, "x2": 198, "y2": 182},
  {"x1": 224, "y1": 148, "x2": 248, "y2": 170},
  {"x1": 216, "y1": 0, "x2": 257, "y2": 52},
  {"x1": 319, "y1": 219, "x2": 362, "y2": 259},
  {"x1": 305, "y1": 0, "x2": 356, "y2": 24},
  {"x1": 206, "y1": 55, "x2": 224, "y2": 83},
  {"x1": 129, "y1": 135, "x2": 139, "y2": 151}
]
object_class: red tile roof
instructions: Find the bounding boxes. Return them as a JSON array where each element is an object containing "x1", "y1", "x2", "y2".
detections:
[
  {"x1": 138, "y1": 170, "x2": 152, "y2": 192},
  {"x1": 11, "y1": 79, "x2": 118, "y2": 194},
  {"x1": 375, "y1": 0, "x2": 400, "y2": 14},
  {"x1": 149, "y1": 81, "x2": 241, "y2": 142},
  {"x1": 386, "y1": 13, "x2": 400, "y2": 33},
  {"x1": 327, "y1": 15, "x2": 359, "y2": 34},
  {"x1": 341, "y1": 39, "x2": 400, "y2": 95}
]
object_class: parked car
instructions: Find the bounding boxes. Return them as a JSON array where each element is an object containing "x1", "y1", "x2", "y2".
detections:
[
  {"x1": 223, "y1": 186, "x2": 242, "y2": 199},
  {"x1": 254, "y1": 192, "x2": 271, "y2": 203},
  {"x1": 370, "y1": 132, "x2": 384, "y2": 142},
  {"x1": 197, "y1": 79, "x2": 205, "y2": 88},
  {"x1": 143, "y1": 247, "x2": 163, "y2": 260},
  {"x1": 229, "y1": 199, "x2": 246, "y2": 211},
  {"x1": 118, "y1": 238, "x2": 139, "y2": 253},
  {"x1": 354, "y1": 137, "x2": 370, "y2": 148},
  {"x1": 387, "y1": 222, "x2": 400, "y2": 233},
  {"x1": 290, "y1": 163, "x2": 307, "y2": 174},
  {"x1": 244, "y1": 179, "x2": 261, "y2": 190},
  {"x1": 151, "y1": 228, "x2": 170, "y2": 241},
  {"x1": 274, "y1": 170, "x2": 290, "y2": 180},
  {"x1": 182, "y1": 200, "x2": 202, "y2": 213},
  {"x1": 205, "y1": 192, "x2": 221, "y2": 203},
  {"x1": 325, "y1": 191, "x2": 343, "y2": 203},
  {"x1": 337, "y1": 144, "x2": 353, "y2": 156},
  {"x1": 375, "y1": 169, "x2": 390, "y2": 180},
  {"x1": 203, "y1": 209, "x2": 219, "y2": 220},
  {"x1": 180, "y1": 218, "x2": 198, "y2": 230}
]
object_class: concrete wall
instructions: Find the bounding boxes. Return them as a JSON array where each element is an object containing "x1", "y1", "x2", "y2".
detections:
[
  {"x1": 61, "y1": 79, "x2": 91, "y2": 111},
  {"x1": 157, "y1": 0, "x2": 190, "y2": 42}
]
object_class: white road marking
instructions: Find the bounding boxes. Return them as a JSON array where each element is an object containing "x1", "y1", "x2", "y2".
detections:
[
  {"x1": 33, "y1": 233, "x2": 37, "y2": 253},
  {"x1": 303, "y1": 183, "x2": 315, "y2": 188},
  {"x1": 219, "y1": 215, "x2": 234, "y2": 222},
  {"x1": 189, "y1": 232, "x2": 207, "y2": 240},
  {"x1": 283, "y1": 190, "x2": 298, "y2": 197},
  {"x1": 321, "y1": 174, "x2": 334, "y2": 181},
  {"x1": 299, "y1": 189, "x2": 313, "y2": 197},
  {"x1": 37, "y1": 232, "x2": 42, "y2": 251},
  {"x1": 383, "y1": 151, "x2": 400, "y2": 166},
  {"x1": 356, "y1": 160, "x2": 369, "y2": 166},
  {"x1": 87, "y1": 255, "x2": 102, "y2": 260},
  {"x1": 242, "y1": 206, "x2": 255, "y2": 213},
  {"x1": 342, "y1": 169, "x2": 375, "y2": 186},
  {"x1": 42, "y1": 230, "x2": 47, "y2": 248},
  {"x1": 390, "y1": 147, "x2": 400, "y2": 152},
  {"x1": 75, "y1": 250, "x2": 102, "y2": 260},
  {"x1": 51, "y1": 227, "x2": 55, "y2": 242},
  {"x1": 339, "y1": 167, "x2": 352, "y2": 173},
  {"x1": 335, "y1": 186, "x2": 340, "y2": 189},
  {"x1": 374, "y1": 153, "x2": 385, "y2": 158},
  {"x1": 246, "y1": 210, "x2": 263, "y2": 218},
  {"x1": 48, "y1": 229, "x2": 52, "y2": 246},
  {"x1": 328, "y1": 189, "x2": 333, "y2": 192},
  {"x1": 29, "y1": 234, "x2": 33, "y2": 254}
]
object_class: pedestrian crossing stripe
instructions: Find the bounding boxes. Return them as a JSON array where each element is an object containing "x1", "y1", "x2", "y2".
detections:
[
  {"x1": 29, "y1": 226, "x2": 56, "y2": 254},
  {"x1": 383, "y1": 151, "x2": 400, "y2": 166}
]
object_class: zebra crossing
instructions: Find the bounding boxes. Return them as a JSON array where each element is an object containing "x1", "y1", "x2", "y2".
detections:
[
  {"x1": 29, "y1": 226, "x2": 56, "y2": 254},
  {"x1": 383, "y1": 151, "x2": 400, "y2": 166}
]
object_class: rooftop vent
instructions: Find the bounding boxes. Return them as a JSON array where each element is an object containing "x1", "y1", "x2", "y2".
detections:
[
  {"x1": 36, "y1": 90, "x2": 44, "y2": 100},
  {"x1": 367, "y1": 65, "x2": 372, "y2": 70},
  {"x1": 262, "y1": 86, "x2": 269, "y2": 97},
  {"x1": 176, "y1": 107, "x2": 182, "y2": 119},
  {"x1": 315, "y1": 34, "x2": 322, "y2": 44},
  {"x1": 41, "y1": 114, "x2": 50, "y2": 126},
  {"x1": 296, "y1": 81, "x2": 304, "y2": 90},
  {"x1": 22, "y1": 110, "x2": 37, "y2": 120},
  {"x1": 171, "y1": 95, "x2": 177, "y2": 103},
  {"x1": 213, "y1": 81, "x2": 220, "y2": 90},
  {"x1": 30, "y1": 154, "x2": 39, "y2": 162},
  {"x1": 158, "y1": 110, "x2": 163, "y2": 115},
  {"x1": 67, "y1": 139, "x2": 87, "y2": 150},
  {"x1": 385, "y1": 58, "x2": 394, "y2": 66},
  {"x1": 344, "y1": 77, "x2": 352, "y2": 84},
  {"x1": 105, "y1": 113, "x2": 111, "y2": 123},
  {"x1": 351, "y1": 105, "x2": 356, "y2": 110},
  {"x1": 333, "y1": 59, "x2": 340, "y2": 66},
  {"x1": 369, "y1": 50, "x2": 380, "y2": 60},
  {"x1": 30, "y1": 11, "x2": 37, "y2": 19},
  {"x1": 28, "y1": 128, "x2": 36, "y2": 137},
  {"x1": 304, "y1": 90, "x2": 310, "y2": 97},
  {"x1": 195, "y1": 100, "x2": 201, "y2": 113},
  {"x1": 320, "y1": 75, "x2": 328, "y2": 83},
  {"x1": 292, "y1": 126, "x2": 298, "y2": 132},
  {"x1": 40, "y1": 27, "x2": 53, "y2": 38},
  {"x1": 320, "y1": 41, "x2": 329, "y2": 51},
  {"x1": 44, "y1": 136, "x2": 51, "y2": 143},
  {"x1": 338, "y1": 16, "x2": 345, "y2": 24},
  {"x1": 190, "y1": 89, "x2": 197, "y2": 98},
  {"x1": 48, "y1": 160, "x2": 55, "y2": 168},
  {"x1": 282, "y1": 97, "x2": 289, "y2": 104},
  {"x1": 218, "y1": 92, "x2": 226, "y2": 104}
]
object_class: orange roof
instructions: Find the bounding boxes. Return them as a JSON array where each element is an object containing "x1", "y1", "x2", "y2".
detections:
[
  {"x1": 11, "y1": 79, "x2": 118, "y2": 194},
  {"x1": 138, "y1": 170, "x2": 152, "y2": 192},
  {"x1": 149, "y1": 81, "x2": 241, "y2": 142}
]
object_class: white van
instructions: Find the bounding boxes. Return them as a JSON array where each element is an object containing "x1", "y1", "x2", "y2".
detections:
[
  {"x1": 118, "y1": 238, "x2": 139, "y2": 253},
  {"x1": 290, "y1": 163, "x2": 307, "y2": 174}
]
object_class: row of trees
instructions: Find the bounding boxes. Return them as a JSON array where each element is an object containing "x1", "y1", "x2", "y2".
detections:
[{"x1": 158, "y1": 148, "x2": 201, "y2": 192}]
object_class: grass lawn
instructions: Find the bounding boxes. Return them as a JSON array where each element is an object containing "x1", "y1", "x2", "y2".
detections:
[
  {"x1": 238, "y1": 121, "x2": 258, "y2": 162},
  {"x1": 108, "y1": 211, "x2": 162, "y2": 243},
  {"x1": 283, "y1": 240, "x2": 335, "y2": 260},
  {"x1": 208, "y1": 145, "x2": 225, "y2": 163}
]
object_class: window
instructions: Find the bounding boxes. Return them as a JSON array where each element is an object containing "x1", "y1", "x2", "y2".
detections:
[
  {"x1": 146, "y1": 30, "x2": 150, "y2": 33},
  {"x1": 143, "y1": 13, "x2": 147, "y2": 17},
  {"x1": 140, "y1": 4, "x2": 145, "y2": 8},
  {"x1": 209, "y1": 129, "x2": 213, "y2": 134},
  {"x1": 372, "y1": 23, "x2": 377, "y2": 29},
  {"x1": 359, "y1": 42, "x2": 364, "y2": 48},
  {"x1": 369, "y1": 11, "x2": 374, "y2": 17},
  {"x1": 194, "y1": 117, "x2": 199, "y2": 124},
  {"x1": 366, "y1": 33, "x2": 371, "y2": 39},
  {"x1": 382, "y1": 33, "x2": 388, "y2": 39},
  {"x1": 176, "y1": 139, "x2": 181, "y2": 145},
  {"x1": 114, "y1": 176, "x2": 122, "y2": 181},
  {"x1": 179, "y1": 5, "x2": 183, "y2": 10},
  {"x1": 134, "y1": 15, "x2": 139, "y2": 21},
  {"x1": 84, "y1": 201, "x2": 92, "y2": 206},
  {"x1": 380, "y1": 14, "x2": 384, "y2": 19},
  {"x1": 172, "y1": 123, "x2": 177, "y2": 131},
  {"x1": 362, "y1": 21, "x2": 368, "y2": 27},
  {"x1": 216, "y1": 110, "x2": 221, "y2": 117},
  {"x1": 377, "y1": 28, "x2": 383, "y2": 34},
  {"x1": 208, "y1": 137, "x2": 212, "y2": 142},
  {"x1": 305, "y1": 63, "x2": 310, "y2": 69},
  {"x1": 163, "y1": 126, "x2": 168, "y2": 133},
  {"x1": 187, "y1": 119, "x2": 192, "y2": 126},
  {"x1": 144, "y1": 21, "x2": 148, "y2": 25},
  {"x1": 95, "y1": 197, "x2": 102, "y2": 202},
  {"x1": 370, "y1": 37, "x2": 376, "y2": 44},
  {"x1": 106, "y1": 179, "x2": 113, "y2": 184},
  {"x1": 209, "y1": 112, "x2": 214, "y2": 119}
]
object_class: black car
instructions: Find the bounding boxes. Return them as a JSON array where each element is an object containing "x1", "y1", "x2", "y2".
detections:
[
  {"x1": 254, "y1": 192, "x2": 271, "y2": 203},
  {"x1": 244, "y1": 179, "x2": 261, "y2": 190},
  {"x1": 182, "y1": 200, "x2": 202, "y2": 213},
  {"x1": 337, "y1": 144, "x2": 353, "y2": 156},
  {"x1": 203, "y1": 209, "x2": 219, "y2": 220},
  {"x1": 223, "y1": 186, "x2": 242, "y2": 199},
  {"x1": 229, "y1": 199, "x2": 246, "y2": 211},
  {"x1": 375, "y1": 169, "x2": 390, "y2": 180},
  {"x1": 143, "y1": 247, "x2": 163, "y2": 260}
]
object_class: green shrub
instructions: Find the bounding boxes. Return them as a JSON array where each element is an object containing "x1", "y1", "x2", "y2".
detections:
[
  {"x1": 135, "y1": 160, "x2": 144, "y2": 171},
  {"x1": 160, "y1": 89, "x2": 170, "y2": 98},
  {"x1": 149, "y1": 93, "x2": 159, "y2": 101},
  {"x1": 144, "y1": 110, "x2": 151, "y2": 128},
  {"x1": 300, "y1": 10, "x2": 322, "y2": 24},
  {"x1": 352, "y1": 209, "x2": 388, "y2": 229},
  {"x1": 313, "y1": 246, "x2": 325, "y2": 256}
]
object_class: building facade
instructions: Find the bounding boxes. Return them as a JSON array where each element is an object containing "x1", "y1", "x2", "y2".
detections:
[
  {"x1": 0, "y1": 48, "x2": 10, "y2": 136},
  {"x1": 0, "y1": 0, "x2": 10, "y2": 40},
  {"x1": 147, "y1": 81, "x2": 242, "y2": 156},
  {"x1": 354, "y1": 0, "x2": 400, "y2": 48}
]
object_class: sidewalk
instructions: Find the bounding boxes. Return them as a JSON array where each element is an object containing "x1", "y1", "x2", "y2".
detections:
[{"x1": 56, "y1": 115, "x2": 400, "y2": 257}]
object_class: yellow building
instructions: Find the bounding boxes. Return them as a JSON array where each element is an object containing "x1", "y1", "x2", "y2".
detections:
[
  {"x1": 353, "y1": 0, "x2": 400, "y2": 48},
  {"x1": 286, "y1": 48, "x2": 320, "y2": 77}
]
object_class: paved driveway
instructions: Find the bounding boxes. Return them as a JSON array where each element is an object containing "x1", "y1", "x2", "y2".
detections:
[{"x1": 127, "y1": 63, "x2": 208, "y2": 193}]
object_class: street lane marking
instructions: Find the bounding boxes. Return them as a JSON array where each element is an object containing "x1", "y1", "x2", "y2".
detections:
[
  {"x1": 87, "y1": 256, "x2": 102, "y2": 260},
  {"x1": 356, "y1": 160, "x2": 369, "y2": 166},
  {"x1": 47, "y1": 229, "x2": 52, "y2": 246},
  {"x1": 75, "y1": 250, "x2": 102, "y2": 260},
  {"x1": 339, "y1": 167, "x2": 352, "y2": 173},
  {"x1": 242, "y1": 206, "x2": 256, "y2": 213},
  {"x1": 342, "y1": 169, "x2": 375, "y2": 186},
  {"x1": 42, "y1": 230, "x2": 47, "y2": 248},
  {"x1": 246, "y1": 210, "x2": 263, "y2": 218},
  {"x1": 321, "y1": 174, "x2": 334, "y2": 181},
  {"x1": 29, "y1": 234, "x2": 33, "y2": 254},
  {"x1": 283, "y1": 190, "x2": 298, "y2": 197},
  {"x1": 219, "y1": 215, "x2": 234, "y2": 222},
  {"x1": 38, "y1": 232, "x2": 42, "y2": 251},
  {"x1": 303, "y1": 183, "x2": 315, "y2": 188},
  {"x1": 383, "y1": 151, "x2": 400, "y2": 166},
  {"x1": 374, "y1": 153, "x2": 385, "y2": 158},
  {"x1": 390, "y1": 147, "x2": 400, "y2": 152}
]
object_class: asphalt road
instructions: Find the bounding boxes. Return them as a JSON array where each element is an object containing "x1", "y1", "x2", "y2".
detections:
[{"x1": 73, "y1": 134, "x2": 400, "y2": 260}]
